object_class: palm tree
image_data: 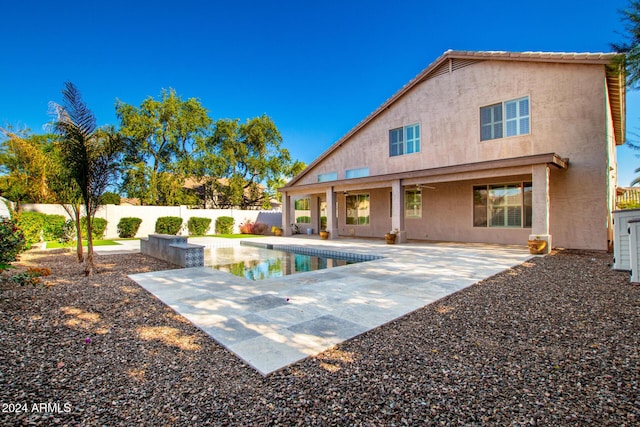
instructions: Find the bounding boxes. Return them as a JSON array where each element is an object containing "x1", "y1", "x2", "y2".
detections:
[
  {"x1": 51, "y1": 82, "x2": 123, "y2": 275},
  {"x1": 632, "y1": 167, "x2": 640, "y2": 187},
  {"x1": 612, "y1": 0, "x2": 640, "y2": 89}
]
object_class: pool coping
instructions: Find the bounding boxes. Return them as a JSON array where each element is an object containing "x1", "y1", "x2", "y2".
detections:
[{"x1": 239, "y1": 240, "x2": 385, "y2": 263}]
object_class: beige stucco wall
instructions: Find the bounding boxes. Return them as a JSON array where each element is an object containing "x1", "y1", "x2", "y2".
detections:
[{"x1": 291, "y1": 59, "x2": 617, "y2": 250}]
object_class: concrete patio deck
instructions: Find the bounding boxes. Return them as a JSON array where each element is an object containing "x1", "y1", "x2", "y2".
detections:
[{"x1": 127, "y1": 236, "x2": 532, "y2": 375}]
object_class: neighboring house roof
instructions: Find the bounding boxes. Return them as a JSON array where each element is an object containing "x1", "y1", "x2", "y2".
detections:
[
  {"x1": 283, "y1": 49, "x2": 626, "y2": 189},
  {"x1": 183, "y1": 177, "x2": 268, "y2": 193},
  {"x1": 183, "y1": 177, "x2": 280, "y2": 206},
  {"x1": 617, "y1": 187, "x2": 640, "y2": 205},
  {"x1": 120, "y1": 197, "x2": 140, "y2": 206}
]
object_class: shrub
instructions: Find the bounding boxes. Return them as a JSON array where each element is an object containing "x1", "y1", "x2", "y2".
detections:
[
  {"x1": 618, "y1": 201, "x2": 640, "y2": 210},
  {"x1": 42, "y1": 214, "x2": 68, "y2": 242},
  {"x1": 188, "y1": 217, "x2": 211, "y2": 236},
  {"x1": 296, "y1": 216, "x2": 311, "y2": 224},
  {"x1": 155, "y1": 216, "x2": 183, "y2": 235},
  {"x1": 0, "y1": 217, "x2": 26, "y2": 267},
  {"x1": 215, "y1": 216, "x2": 234, "y2": 234},
  {"x1": 117, "y1": 217, "x2": 142, "y2": 238},
  {"x1": 17, "y1": 211, "x2": 45, "y2": 248},
  {"x1": 252, "y1": 222, "x2": 269, "y2": 235},
  {"x1": 80, "y1": 217, "x2": 108, "y2": 240},
  {"x1": 9, "y1": 266, "x2": 51, "y2": 287},
  {"x1": 239, "y1": 221, "x2": 253, "y2": 234}
]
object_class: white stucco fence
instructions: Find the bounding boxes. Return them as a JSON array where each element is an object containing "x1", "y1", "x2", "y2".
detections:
[
  {"x1": 20, "y1": 204, "x2": 282, "y2": 239},
  {"x1": 0, "y1": 197, "x2": 12, "y2": 218}
]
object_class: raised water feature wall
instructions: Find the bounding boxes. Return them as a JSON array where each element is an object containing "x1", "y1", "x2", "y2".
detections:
[{"x1": 140, "y1": 234, "x2": 205, "y2": 268}]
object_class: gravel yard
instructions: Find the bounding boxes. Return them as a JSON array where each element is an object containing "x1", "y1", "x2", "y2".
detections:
[{"x1": 1, "y1": 248, "x2": 638, "y2": 426}]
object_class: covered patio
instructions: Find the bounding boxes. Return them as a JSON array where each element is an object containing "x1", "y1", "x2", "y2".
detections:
[{"x1": 281, "y1": 153, "x2": 568, "y2": 252}]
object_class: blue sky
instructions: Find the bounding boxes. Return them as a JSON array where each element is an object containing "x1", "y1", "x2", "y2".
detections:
[{"x1": 1, "y1": 0, "x2": 639, "y2": 185}]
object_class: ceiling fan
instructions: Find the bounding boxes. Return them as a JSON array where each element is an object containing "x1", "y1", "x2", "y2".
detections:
[{"x1": 415, "y1": 184, "x2": 436, "y2": 190}]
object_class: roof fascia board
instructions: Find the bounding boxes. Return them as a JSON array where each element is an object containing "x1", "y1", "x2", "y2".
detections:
[{"x1": 281, "y1": 153, "x2": 567, "y2": 192}]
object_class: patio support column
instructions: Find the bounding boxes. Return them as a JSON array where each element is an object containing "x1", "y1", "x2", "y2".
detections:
[
  {"x1": 530, "y1": 164, "x2": 551, "y2": 253},
  {"x1": 391, "y1": 180, "x2": 406, "y2": 243},
  {"x1": 325, "y1": 186, "x2": 337, "y2": 239},
  {"x1": 310, "y1": 196, "x2": 320, "y2": 234},
  {"x1": 282, "y1": 192, "x2": 293, "y2": 236}
]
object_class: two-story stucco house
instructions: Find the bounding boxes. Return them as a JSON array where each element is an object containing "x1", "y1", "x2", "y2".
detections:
[{"x1": 280, "y1": 50, "x2": 626, "y2": 251}]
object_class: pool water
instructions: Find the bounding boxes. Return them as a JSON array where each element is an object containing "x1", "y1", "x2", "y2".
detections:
[{"x1": 207, "y1": 246, "x2": 359, "y2": 280}]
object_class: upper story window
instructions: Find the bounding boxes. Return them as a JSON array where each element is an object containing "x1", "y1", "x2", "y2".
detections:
[
  {"x1": 389, "y1": 124, "x2": 420, "y2": 156},
  {"x1": 480, "y1": 96, "x2": 530, "y2": 141},
  {"x1": 345, "y1": 167, "x2": 369, "y2": 179},
  {"x1": 317, "y1": 172, "x2": 338, "y2": 182}
]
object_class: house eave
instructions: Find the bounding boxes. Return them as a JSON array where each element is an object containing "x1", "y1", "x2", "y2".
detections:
[{"x1": 281, "y1": 153, "x2": 568, "y2": 193}]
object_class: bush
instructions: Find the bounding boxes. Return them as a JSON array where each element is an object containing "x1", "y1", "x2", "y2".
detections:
[
  {"x1": 155, "y1": 216, "x2": 183, "y2": 235},
  {"x1": 0, "y1": 217, "x2": 26, "y2": 267},
  {"x1": 117, "y1": 217, "x2": 142, "y2": 238},
  {"x1": 9, "y1": 266, "x2": 51, "y2": 286},
  {"x1": 80, "y1": 217, "x2": 108, "y2": 240},
  {"x1": 42, "y1": 214, "x2": 68, "y2": 242},
  {"x1": 188, "y1": 217, "x2": 211, "y2": 236},
  {"x1": 17, "y1": 211, "x2": 45, "y2": 248},
  {"x1": 618, "y1": 201, "x2": 640, "y2": 210},
  {"x1": 239, "y1": 221, "x2": 253, "y2": 234},
  {"x1": 215, "y1": 216, "x2": 234, "y2": 234},
  {"x1": 252, "y1": 222, "x2": 269, "y2": 235},
  {"x1": 296, "y1": 216, "x2": 311, "y2": 224}
]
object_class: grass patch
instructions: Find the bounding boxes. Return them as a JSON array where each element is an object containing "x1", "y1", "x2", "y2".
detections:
[{"x1": 46, "y1": 240, "x2": 120, "y2": 249}]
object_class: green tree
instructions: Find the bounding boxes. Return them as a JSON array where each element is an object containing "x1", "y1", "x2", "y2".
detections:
[
  {"x1": 195, "y1": 115, "x2": 305, "y2": 209},
  {"x1": 116, "y1": 88, "x2": 212, "y2": 205},
  {"x1": 613, "y1": 0, "x2": 640, "y2": 88},
  {"x1": 613, "y1": 1, "x2": 640, "y2": 184},
  {"x1": 99, "y1": 191, "x2": 121, "y2": 205},
  {"x1": 0, "y1": 129, "x2": 87, "y2": 261},
  {"x1": 52, "y1": 82, "x2": 124, "y2": 275},
  {"x1": 156, "y1": 171, "x2": 199, "y2": 206},
  {"x1": 0, "y1": 130, "x2": 57, "y2": 203}
]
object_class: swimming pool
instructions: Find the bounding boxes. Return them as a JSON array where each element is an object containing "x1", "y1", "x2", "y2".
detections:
[{"x1": 206, "y1": 243, "x2": 380, "y2": 280}]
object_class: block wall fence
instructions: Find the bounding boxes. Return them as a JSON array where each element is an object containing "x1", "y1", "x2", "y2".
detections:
[{"x1": 20, "y1": 204, "x2": 282, "y2": 239}]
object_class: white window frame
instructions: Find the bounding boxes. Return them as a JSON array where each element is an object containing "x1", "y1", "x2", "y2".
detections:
[
  {"x1": 389, "y1": 123, "x2": 420, "y2": 157},
  {"x1": 480, "y1": 96, "x2": 529, "y2": 141},
  {"x1": 480, "y1": 103, "x2": 503, "y2": 141},
  {"x1": 317, "y1": 172, "x2": 338, "y2": 182},
  {"x1": 505, "y1": 97, "x2": 530, "y2": 137},
  {"x1": 345, "y1": 167, "x2": 369, "y2": 179}
]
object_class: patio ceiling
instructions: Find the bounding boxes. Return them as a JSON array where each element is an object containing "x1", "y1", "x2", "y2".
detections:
[{"x1": 281, "y1": 152, "x2": 567, "y2": 195}]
